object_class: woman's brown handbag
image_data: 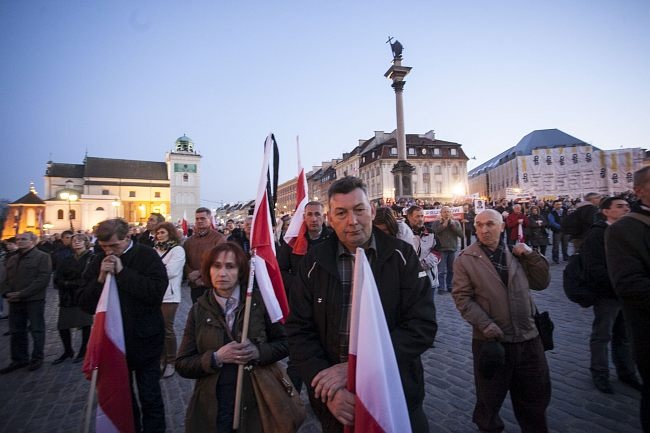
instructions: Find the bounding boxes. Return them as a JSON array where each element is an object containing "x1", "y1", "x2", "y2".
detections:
[{"x1": 249, "y1": 362, "x2": 306, "y2": 433}]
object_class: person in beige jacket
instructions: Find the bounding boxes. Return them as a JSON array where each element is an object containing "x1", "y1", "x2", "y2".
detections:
[{"x1": 452, "y1": 209, "x2": 551, "y2": 433}]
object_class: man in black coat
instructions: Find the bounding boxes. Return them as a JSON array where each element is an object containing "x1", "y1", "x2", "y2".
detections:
[
  {"x1": 286, "y1": 177, "x2": 437, "y2": 433},
  {"x1": 582, "y1": 197, "x2": 640, "y2": 393},
  {"x1": 606, "y1": 167, "x2": 650, "y2": 432},
  {"x1": 79, "y1": 218, "x2": 168, "y2": 433},
  {"x1": 137, "y1": 213, "x2": 165, "y2": 247}
]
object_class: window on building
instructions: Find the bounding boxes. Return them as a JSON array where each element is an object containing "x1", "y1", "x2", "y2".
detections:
[
  {"x1": 129, "y1": 191, "x2": 136, "y2": 197},
  {"x1": 155, "y1": 192, "x2": 161, "y2": 198},
  {"x1": 70, "y1": 210, "x2": 76, "y2": 220},
  {"x1": 390, "y1": 147, "x2": 397, "y2": 155},
  {"x1": 433, "y1": 148, "x2": 440, "y2": 156},
  {"x1": 57, "y1": 209, "x2": 64, "y2": 220},
  {"x1": 102, "y1": 189, "x2": 109, "y2": 195},
  {"x1": 408, "y1": 148, "x2": 415, "y2": 156},
  {"x1": 452, "y1": 165, "x2": 459, "y2": 175},
  {"x1": 96, "y1": 207, "x2": 104, "y2": 211},
  {"x1": 435, "y1": 181, "x2": 442, "y2": 193},
  {"x1": 183, "y1": 173, "x2": 189, "y2": 182},
  {"x1": 434, "y1": 165, "x2": 442, "y2": 175},
  {"x1": 451, "y1": 148, "x2": 457, "y2": 156}
]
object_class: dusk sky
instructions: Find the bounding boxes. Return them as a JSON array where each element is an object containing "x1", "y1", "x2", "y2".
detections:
[{"x1": 2, "y1": 1, "x2": 648, "y2": 207}]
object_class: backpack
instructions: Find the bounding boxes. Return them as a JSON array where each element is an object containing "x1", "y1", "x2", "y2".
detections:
[{"x1": 562, "y1": 252, "x2": 595, "y2": 307}]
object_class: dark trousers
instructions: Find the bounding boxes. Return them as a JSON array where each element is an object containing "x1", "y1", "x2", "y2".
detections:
[
  {"x1": 551, "y1": 231, "x2": 569, "y2": 262},
  {"x1": 9, "y1": 300, "x2": 45, "y2": 363},
  {"x1": 130, "y1": 358, "x2": 166, "y2": 433},
  {"x1": 160, "y1": 302, "x2": 179, "y2": 364},
  {"x1": 590, "y1": 298, "x2": 635, "y2": 378},
  {"x1": 621, "y1": 305, "x2": 650, "y2": 432},
  {"x1": 472, "y1": 337, "x2": 551, "y2": 433},
  {"x1": 59, "y1": 326, "x2": 91, "y2": 356},
  {"x1": 438, "y1": 251, "x2": 456, "y2": 291}
]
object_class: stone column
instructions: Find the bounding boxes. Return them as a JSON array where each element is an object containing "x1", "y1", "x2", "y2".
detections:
[{"x1": 385, "y1": 44, "x2": 414, "y2": 198}]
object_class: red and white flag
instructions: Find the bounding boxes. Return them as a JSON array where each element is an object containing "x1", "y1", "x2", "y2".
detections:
[
  {"x1": 345, "y1": 248, "x2": 412, "y2": 433},
  {"x1": 181, "y1": 209, "x2": 188, "y2": 236},
  {"x1": 250, "y1": 133, "x2": 290, "y2": 323},
  {"x1": 83, "y1": 274, "x2": 135, "y2": 433},
  {"x1": 283, "y1": 136, "x2": 309, "y2": 255}
]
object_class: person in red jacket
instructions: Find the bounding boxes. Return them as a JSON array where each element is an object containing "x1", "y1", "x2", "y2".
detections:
[{"x1": 505, "y1": 203, "x2": 528, "y2": 247}]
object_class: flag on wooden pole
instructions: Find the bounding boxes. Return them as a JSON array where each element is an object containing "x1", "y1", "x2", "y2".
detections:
[
  {"x1": 250, "y1": 133, "x2": 290, "y2": 323},
  {"x1": 283, "y1": 136, "x2": 309, "y2": 255},
  {"x1": 345, "y1": 248, "x2": 412, "y2": 433},
  {"x1": 82, "y1": 274, "x2": 135, "y2": 433}
]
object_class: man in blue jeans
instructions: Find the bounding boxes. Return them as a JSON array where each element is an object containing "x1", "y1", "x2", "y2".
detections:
[
  {"x1": 431, "y1": 206, "x2": 462, "y2": 293},
  {"x1": 0, "y1": 232, "x2": 52, "y2": 374}
]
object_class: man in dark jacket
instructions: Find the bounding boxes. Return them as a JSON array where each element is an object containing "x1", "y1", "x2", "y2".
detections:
[
  {"x1": 137, "y1": 213, "x2": 165, "y2": 247},
  {"x1": 547, "y1": 200, "x2": 569, "y2": 264},
  {"x1": 606, "y1": 166, "x2": 650, "y2": 432},
  {"x1": 0, "y1": 232, "x2": 52, "y2": 373},
  {"x1": 79, "y1": 218, "x2": 168, "y2": 433},
  {"x1": 286, "y1": 176, "x2": 437, "y2": 433},
  {"x1": 582, "y1": 197, "x2": 640, "y2": 393}
]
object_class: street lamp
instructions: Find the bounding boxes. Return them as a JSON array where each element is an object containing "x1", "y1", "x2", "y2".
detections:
[
  {"x1": 111, "y1": 199, "x2": 120, "y2": 218},
  {"x1": 60, "y1": 180, "x2": 78, "y2": 231},
  {"x1": 60, "y1": 190, "x2": 78, "y2": 231}
]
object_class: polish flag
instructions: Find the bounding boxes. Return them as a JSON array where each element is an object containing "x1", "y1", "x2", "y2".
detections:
[
  {"x1": 181, "y1": 210, "x2": 188, "y2": 236},
  {"x1": 83, "y1": 274, "x2": 135, "y2": 433},
  {"x1": 250, "y1": 133, "x2": 290, "y2": 323},
  {"x1": 283, "y1": 137, "x2": 309, "y2": 255},
  {"x1": 345, "y1": 248, "x2": 412, "y2": 433}
]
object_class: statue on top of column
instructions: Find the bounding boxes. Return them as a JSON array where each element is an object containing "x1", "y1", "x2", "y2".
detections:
[{"x1": 386, "y1": 36, "x2": 403, "y2": 59}]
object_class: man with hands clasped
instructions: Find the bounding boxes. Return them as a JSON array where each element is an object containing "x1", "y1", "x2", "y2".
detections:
[
  {"x1": 452, "y1": 209, "x2": 551, "y2": 433},
  {"x1": 79, "y1": 218, "x2": 169, "y2": 433}
]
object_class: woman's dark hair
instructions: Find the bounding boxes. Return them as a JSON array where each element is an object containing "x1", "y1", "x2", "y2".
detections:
[
  {"x1": 155, "y1": 222, "x2": 181, "y2": 244},
  {"x1": 373, "y1": 206, "x2": 398, "y2": 236},
  {"x1": 201, "y1": 242, "x2": 250, "y2": 289}
]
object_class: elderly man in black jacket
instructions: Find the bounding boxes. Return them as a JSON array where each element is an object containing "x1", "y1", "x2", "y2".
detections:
[
  {"x1": 0, "y1": 232, "x2": 52, "y2": 373},
  {"x1": 286, "y1": 176, "x2": 437, "y2": 433},
  {"x1": 79, "y1": 218, "x2": 168, "y2": 433}
]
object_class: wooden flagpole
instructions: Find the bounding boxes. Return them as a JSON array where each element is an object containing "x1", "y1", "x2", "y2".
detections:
[
  {"x1": 233, "y1": 252, "x2": 256, "y2": 431},
  {"x1": 82, "y1": 368, "x2": 98, "y2": 433}
]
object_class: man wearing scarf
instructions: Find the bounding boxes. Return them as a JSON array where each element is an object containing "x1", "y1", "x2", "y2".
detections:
[{"x1": 452, "y1": 209, "x2": 551, "y2": 433}]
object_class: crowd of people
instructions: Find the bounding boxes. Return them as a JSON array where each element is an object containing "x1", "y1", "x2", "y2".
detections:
[{"x1": 0, "y1": 167, "x2": 648, "y2": 433}]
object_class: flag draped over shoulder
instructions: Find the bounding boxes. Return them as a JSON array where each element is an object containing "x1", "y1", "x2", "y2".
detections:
[
  {"x1": 283, "y1": 137, "x2": 309, "y2": 255},
  {"x1": 250, "y1": 133, "x2": 290, "y2": 323},
  {"x1": 345, "y1": 248, "x2": 412, "y2": 433},
  {"x1": 83, "y1": 274, "x2": 135, "y2": 433}
]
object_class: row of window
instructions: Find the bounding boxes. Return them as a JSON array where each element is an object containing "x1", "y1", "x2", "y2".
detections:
[{"x1": 100, "y1": 190, "x2": 162, "y2": 198}]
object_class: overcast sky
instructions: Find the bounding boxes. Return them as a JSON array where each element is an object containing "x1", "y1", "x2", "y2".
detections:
[{"x1": 2, "y1": 0, "x2": 648, "y2": 206}]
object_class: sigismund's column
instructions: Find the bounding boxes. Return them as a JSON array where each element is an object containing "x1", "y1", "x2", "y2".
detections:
[{"x1": 385, "y1": 37, "x2": 415, "y2": 198}]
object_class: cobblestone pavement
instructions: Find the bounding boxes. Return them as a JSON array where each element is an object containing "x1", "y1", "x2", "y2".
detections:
[{"x1": 0, "y1": 259, "x2": 643, "y2": 433}]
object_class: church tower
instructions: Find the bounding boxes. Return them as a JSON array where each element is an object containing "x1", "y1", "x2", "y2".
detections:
[{"x1": 166, "y1": 134, "x2": 201, "y2": 223}]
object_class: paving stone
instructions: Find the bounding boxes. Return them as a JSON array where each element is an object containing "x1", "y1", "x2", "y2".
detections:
[{"x1": 1, "y1": 261, "x2": 645, "y2": 432}]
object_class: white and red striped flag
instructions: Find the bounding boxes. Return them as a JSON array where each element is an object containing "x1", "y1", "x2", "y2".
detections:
[
  {"x1": 250, "y1": 133, "x2": 290, "y2": 323},
  {"x1": 283, "y1": 136, "x2": 309, "y2": 255},
  {"x1": 345, "y1": 248, "x2": 412, "y2": 433},
  {"x1": 83, "y1": 274, "x2": 135, "y2": 433}
]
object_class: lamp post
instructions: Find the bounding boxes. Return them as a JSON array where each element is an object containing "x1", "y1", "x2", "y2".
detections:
[
  {"x1": 60, "y1": 181, "x2": 79, "y2": 231},
  {"x1": 111, "y1": 199, "x2": 120, "y2": 218}
]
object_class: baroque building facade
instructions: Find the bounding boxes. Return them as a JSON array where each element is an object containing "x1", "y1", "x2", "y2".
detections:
[{"x1": 40, "y1": 135, "x2": 201, "y2": 233}]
